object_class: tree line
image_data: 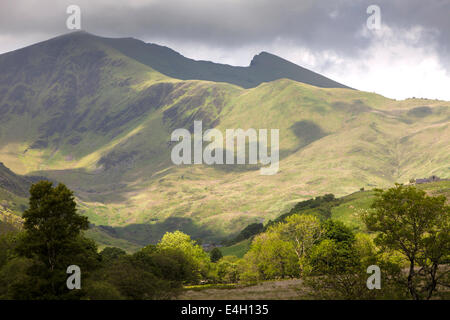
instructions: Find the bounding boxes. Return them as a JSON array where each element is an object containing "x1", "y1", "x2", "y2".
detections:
[{"x1": 0, "y1": 181, "x2": 448, "y2": 299}]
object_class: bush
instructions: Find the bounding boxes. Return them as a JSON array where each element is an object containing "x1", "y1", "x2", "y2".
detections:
[
  {"x1": 210, "y1": 248, "x2": 223, "y2": 263},
  {"x1": 216, "y1": 256, "x2": 240, "y2": 283},
  {"x1": 83, "y1": 280, "x2": 124, "y2": 300}
]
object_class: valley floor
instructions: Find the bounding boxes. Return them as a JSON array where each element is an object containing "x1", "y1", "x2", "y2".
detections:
[{"x1": 179, "y1": 279, "x2": 309, "y2": 300}]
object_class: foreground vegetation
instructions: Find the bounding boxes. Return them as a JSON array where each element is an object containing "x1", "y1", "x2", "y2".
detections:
[{"x1": 0, "y1": 180, "x2": 448, "y2": 300}]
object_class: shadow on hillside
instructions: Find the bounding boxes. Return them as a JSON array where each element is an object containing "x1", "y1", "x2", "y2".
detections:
[
  {"x1": 94, "y1": 217, "x2": 222, "y2": 246},
  {"x1": 27, "y1": 166, "x2": 166, "y2": 204},
  {"x1": 210, "y1": 119, "x2": 328, "y2": 173}
]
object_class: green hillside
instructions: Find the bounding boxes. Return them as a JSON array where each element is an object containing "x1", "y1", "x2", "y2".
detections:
[
  {"x1": 332, "y1": 180, "x2": 450, "y2": 231},
  {"x1": 220, "y1": 239, "x2": 252, "y2": 258},
  {"x1": 0, "y1": 162, "x2": 36, "y2": 198},
  {"x1": 219, "y1": 180, "x2": 450, "y2": 257},
  {"x1": 0, "y1": 32, "x2": 448, "y2": 246},
  {"x1": 0, "y1": 162, "x2": 33, "y2": 234}
]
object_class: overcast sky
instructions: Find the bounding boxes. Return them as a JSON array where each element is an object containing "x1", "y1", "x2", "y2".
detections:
[{"x1": 1, "y1": 0, "x2": 449, "y2": 100}]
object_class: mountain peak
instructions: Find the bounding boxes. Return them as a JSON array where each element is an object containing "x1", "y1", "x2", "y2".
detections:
[
  {"x1": 93, "y1": 34, "x2": 351, "y2": 89},
  {"x1": 0, "y1": 32, "x2": 351, "y2": 90},
  {"x1": 250, "y1": 51, "x2": 279, "y2": 66}
]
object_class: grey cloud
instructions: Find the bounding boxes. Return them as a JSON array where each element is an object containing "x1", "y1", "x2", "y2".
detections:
[{"x1": 0, "y1": 0, "x2": 449, "y2": 69}]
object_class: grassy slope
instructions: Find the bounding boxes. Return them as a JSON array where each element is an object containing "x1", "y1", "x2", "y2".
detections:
[
  {"x1": 0, "y1": 33, "x2": 448, "y2": 245},
  {"x1": 0, "y1": 184, "x2": 141, "y2": 252},
  {"x1": 83, "y1": 82, "x2": 447, "y2": 244},
  {"x1": 220, "y1": 239, "x2": 252, "y2": 258},
  {"x1": 0, "y1": 186, "x2": 28, "y2": 216},
  {"x1": 331, "y1": 180, "x2": 450, "y2": 233},
  {"x1": 84, "y1": 227, "x2": 141, "y2": 253},
  {"x1": 0, "y1": 163, "x2": 31, "y2": 234},
  {"x1": 220, "y1": 180, "x2": 450, "y2": 257}
]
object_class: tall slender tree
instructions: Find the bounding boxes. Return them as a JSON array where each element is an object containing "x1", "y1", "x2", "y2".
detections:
[{"x1": 15, "y1": 181, "x2": 99, "y2": 299}]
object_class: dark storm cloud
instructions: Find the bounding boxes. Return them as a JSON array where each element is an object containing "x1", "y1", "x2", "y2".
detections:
[{"x1": 0, "y1": 0, "x2": 449, "y2": 68}]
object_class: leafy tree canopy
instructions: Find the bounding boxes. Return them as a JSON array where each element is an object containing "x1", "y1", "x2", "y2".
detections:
[{"x1": 363, "y1": 184, "x2": 450, "y2": 300}]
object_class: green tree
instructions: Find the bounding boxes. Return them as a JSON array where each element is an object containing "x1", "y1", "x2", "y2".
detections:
[
  {"x1": 302, "y1": 221, "x2": 388, "y2": 299},
  {"x1": 307, "y1": 239, "x2": 360, "y2": 275},
  {"x1": 0, "y1": 257, "x2": 33, "y2": 299},
  {"x1": 106, "y1": 256, "x2": 172, "y2": 300},
  {"x1": 157, "y1": 231, "x2": 210, "y2": 282},
  {"x1": 362, "y1": 184, "x2": 450, "y2": 300},
  {"x1": 304, "y1": 238, "x2": 372, "y2": 299},
  {"x1": 243, "y1": 231, "x2": 299, "y2": 280},
  {"x1": 14, "y1": 181, "x2": 100, "y2": 299},
  {"x1": 210, "y1": 247, "x2": 223, "y2": 263},
  {"x1": 0, "y1": 232, "x2": 19, "y2": 269},
  {"x1": 216, "y1": 256, "x2": 240, "y2": 283},
  {"x1": 353, "y1": 233, "x2": 378, "y2": 267},
  {"x1": 322, "y1": 219, "x2": 355, "y2": 244},
  {"x1": 136, "y1": 245, "x2": 197, "y2": 284},
  {"x1": 103, "y1": 245, "x2": 195, "y2": 299},
  {"x1": 100, "y1": 246, "x2": 127, "y2": 265},
  {"x1": 81, "y1": 280, "x2": 124, "y2": 300},
  {"x1": 270, "y1": 214, "x2": 322, "y2": 275}
]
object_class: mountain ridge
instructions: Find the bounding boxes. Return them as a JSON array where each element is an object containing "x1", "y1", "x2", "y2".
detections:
[
  {"x1": 56, "y1": 31, "x2": 352, "y2": 89},
  {"x1": 0, "y1": 31, "x2": 448, "y2": 245}
]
